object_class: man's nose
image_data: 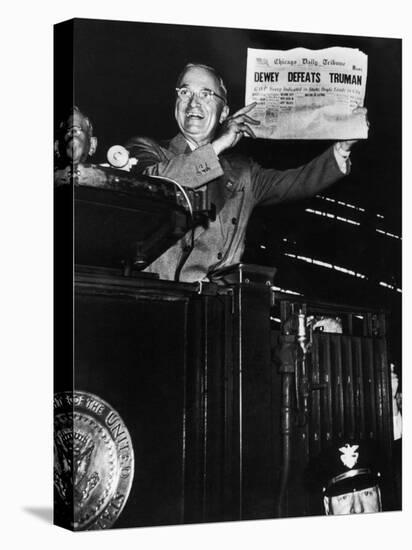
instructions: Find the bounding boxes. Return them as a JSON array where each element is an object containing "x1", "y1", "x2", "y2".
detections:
[
  {"x1": 67, "y1": 126, "x2": 82, "y2": 137},
  {"x1": 351, "y1": 492, "x2": 364, "y2": 514},
  {"x1": 188, "y1": 92, "x2": 201, "y2": 106}
]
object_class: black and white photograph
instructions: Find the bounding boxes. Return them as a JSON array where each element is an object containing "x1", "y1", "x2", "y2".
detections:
[
  {"x1": 53, "y1": 16, "x2": 402, "y2": 529},
  {"x1": 2, "y1": 2, "x2": 409, "y2": 548}
]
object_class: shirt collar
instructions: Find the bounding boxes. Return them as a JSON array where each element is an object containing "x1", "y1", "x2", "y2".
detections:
[{"x1": 185, "y1": 139, "x2": 197, "y2": 151}]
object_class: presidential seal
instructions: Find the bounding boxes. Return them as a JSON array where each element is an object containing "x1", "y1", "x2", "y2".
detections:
[{"x1": 54, "y1": 391, "x2": 134, "y2": 530}]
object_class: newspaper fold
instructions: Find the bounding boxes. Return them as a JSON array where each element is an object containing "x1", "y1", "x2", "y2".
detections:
[{"x1": 245, "y1": 47, "x2": 368, "y2": 140}]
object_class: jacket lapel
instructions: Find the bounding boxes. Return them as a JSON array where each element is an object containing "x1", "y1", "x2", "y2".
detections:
[
  {"x1": 166, "y1": 134, "x2": 239, "y2": 215},
  {"x1": 168, "y1": 134, "x2": 191, "y2": 155}
]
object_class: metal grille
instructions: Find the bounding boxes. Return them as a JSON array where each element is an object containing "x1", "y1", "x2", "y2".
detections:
[
  {"x1": 310, "y1": 333, "x2": 393, "y2": 449},
  {"x1": 273, "y1": 294, "x2": 395, "y2": 516}
]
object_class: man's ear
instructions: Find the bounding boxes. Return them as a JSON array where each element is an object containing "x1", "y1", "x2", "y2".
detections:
[
  {"x1": 54, "y1": 140, "x2": 60, "y2": 158},
  {"x1": 89, "y1": 137, "x2": 98, "y2": 156},
  {"x1": 323, "y1": 496, "x2": 330, "y2": 515},
  {"x1": 219, "y1": 105, "x2": 229, "y2": 124}
]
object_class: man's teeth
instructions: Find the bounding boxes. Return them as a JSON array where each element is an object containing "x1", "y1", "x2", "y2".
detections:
[{"x1": 187, "y1": 112, "x2": 204, "y2": 119}]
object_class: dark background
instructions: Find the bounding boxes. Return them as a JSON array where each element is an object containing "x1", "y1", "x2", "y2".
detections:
[{"x1": 60, "y1": 18, "x2": 402, "y2": 366}]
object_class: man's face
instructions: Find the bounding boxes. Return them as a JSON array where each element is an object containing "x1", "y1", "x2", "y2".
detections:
[
  {"x1": 175, "y1": 66, "x2": 229, "y2": 147},
  {"x1": 324, "y1": 486, "x2": 381, "y2": 515},
  {"x1": 57, "y1": 110, "x2": 96, "y2": 163}
]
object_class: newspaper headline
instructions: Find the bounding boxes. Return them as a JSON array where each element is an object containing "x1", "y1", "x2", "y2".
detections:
[{"x1": 245, "y1": 47, "x2": 368, "y2": 140}]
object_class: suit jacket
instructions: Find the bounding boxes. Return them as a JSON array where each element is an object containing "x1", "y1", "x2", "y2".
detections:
[{"x1": 125, "y1": 133, "x2": 346, "y2": 282}]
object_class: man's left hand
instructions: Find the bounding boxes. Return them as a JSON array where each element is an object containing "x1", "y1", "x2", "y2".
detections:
[{"x1": 336, "y1": 106, "x2": 369, "y2": 152}]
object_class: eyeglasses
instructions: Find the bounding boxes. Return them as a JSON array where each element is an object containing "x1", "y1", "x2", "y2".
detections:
[{"x1": 175, "y1": 87, "x2": 226, "y2": 104}]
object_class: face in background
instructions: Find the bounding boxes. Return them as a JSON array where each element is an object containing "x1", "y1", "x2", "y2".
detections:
[
  {"x1": 390, "y1": 363, "x2": 399, "y2": 398},
  {"x1": 174, "y1": 66, "x2": 229, "y2": 148},
  {"x1": 324, "y1": 485, "x2": 382, "y2": 515},
  {"x1": 55, "y1": 108, "x2": 97, "y2": 164}
]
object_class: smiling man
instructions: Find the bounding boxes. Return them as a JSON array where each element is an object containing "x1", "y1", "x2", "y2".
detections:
[
  {"x1": 174, "y1": 65, "x2": 230, "y2": 150},
  {"x1": 125, "y1": 63, "x2": 367, "y2": 282}
]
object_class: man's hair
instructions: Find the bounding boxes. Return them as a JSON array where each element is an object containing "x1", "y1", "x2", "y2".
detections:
[
  {"x1": 58, "y1": 105, "x2": 94, "y2": 136},
  {"x1": 176, "y1": 63, "x2": 228, "y2": 103}
]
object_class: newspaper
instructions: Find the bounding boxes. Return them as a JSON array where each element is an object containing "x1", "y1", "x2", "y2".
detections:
[{"x1": 245, "y1": 47, "x2": 368, "y2": 140}]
